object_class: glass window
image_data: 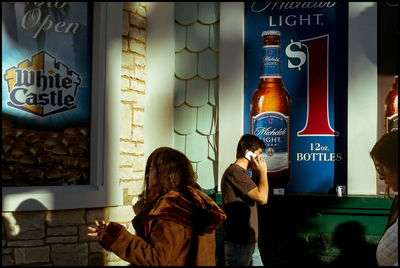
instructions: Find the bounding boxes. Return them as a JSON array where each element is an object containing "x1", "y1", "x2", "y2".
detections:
[{"x1": 2, "y1": 2, "x2": 93, "y2": 187}]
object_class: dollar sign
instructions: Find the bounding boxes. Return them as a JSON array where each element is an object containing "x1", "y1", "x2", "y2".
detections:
[{"x1": 285, "y1": 39, "x2": 307, "y2": 71}]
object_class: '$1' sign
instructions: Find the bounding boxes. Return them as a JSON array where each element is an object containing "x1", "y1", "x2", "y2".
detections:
[{"x1": 285, "y1": 35, "x2": 338, "y2": 137}]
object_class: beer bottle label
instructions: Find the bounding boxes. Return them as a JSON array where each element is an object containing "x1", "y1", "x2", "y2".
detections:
[
  {"x1": 252, "y1": 111, "x2": 289, "y2": 172},
  {"x1": 260, "y1": 45, "x2": 281, "y2": 78}
]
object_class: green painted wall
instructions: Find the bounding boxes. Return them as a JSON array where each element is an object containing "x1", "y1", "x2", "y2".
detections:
[{"x1": 215, "y1": 194, "x2": 393, "y2": 266}]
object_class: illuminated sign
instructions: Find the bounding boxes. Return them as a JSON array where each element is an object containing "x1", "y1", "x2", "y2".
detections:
[{"x1": 4, "y1": 50, "x2": 81, "y2": 116}]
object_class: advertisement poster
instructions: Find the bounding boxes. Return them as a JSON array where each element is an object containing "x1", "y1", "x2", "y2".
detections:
[
  {"x1": 2, "y1": 2, "x2": 92, "y2": 186},
  {"x1": 244, "y1": 2, "x2": 348, "y2": 193}
]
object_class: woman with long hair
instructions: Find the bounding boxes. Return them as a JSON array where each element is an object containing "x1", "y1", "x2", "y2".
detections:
[
  {"x1": 370, "y1": 130, "x2": 398, "y2": 266},
  {"x1": 88, "y1": 147, "x2": 226, "y2": 266}
]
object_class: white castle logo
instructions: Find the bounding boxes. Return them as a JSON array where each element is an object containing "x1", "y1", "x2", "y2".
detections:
[{"x1": 3, "y1": 50, "x2": 81, "y2": 116}]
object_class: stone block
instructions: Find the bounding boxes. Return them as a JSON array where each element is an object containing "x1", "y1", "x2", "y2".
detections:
[
  {"x1": 128, "y1": 180, "x2": 145, "y2": 196},
  {"x1": 124, "y1": 2, "x2": 138, "y2": 13},
  {"x1": 129, "y1": 39, "x2": 145, "y2": 55},
  {"x1": 109, "y1": 206, "x2": 135, "y2": 223},
  {"x1": 131, "y1": 154, "x2": 145, "y2": 170},
  {"x1": 7, "y1": 239, "x2": 44, "y2": 247},
  {"x1": 122, "y1": 51, "x2": 134, "y2": 69},
  {"x1": 132, "y1": 93, "x2": 145, "y2": 109},
  {"x1": 137, "y1": 4, "x2": 146, "y2": 17},
  {"x1": 121, "y1": 90, "x2": 138, "y2": 102},
  {"x1": 135, "y1": 143, "x2": 145, "y2": 155},
  {"x1": 2, "y1": 247, "x2": 13, "y2": 254},
  {"x1": 120, "y1": 167, "x2": 134, "y2": 179},
  {"x1": 46, "y1": 210, "x2": 85, "y2": 226},
  {"x1": 132, "y1": 126, "x2": 144, "y2": 142},
  {"x1": 89, "y1": 241, "x2": 107, "y2": 253},
  {"x1": 86, "y1": 208, "x2": 110, "y2": 224},
  {"x1": 133, "y1": 110, "x2": 145, "y2": 126},
  {"x1": 45, "y1": 236, "x2": 77, "y2": 243},
  {"x1": 131, "y1": 79, "x2": 145, "y2": 92},
  {"x1": 130, "y1": 13, "x2": 146, "y2": 29},
  {"x1": 120, "y1": 169, "x2": 144, "y2": 182},
  {"x1": 3, "y1": 212, "x2": 44, "y2": 240},
  {"x1": 123, "y1": 191, "x2": 133, "y2": 206},
  {"x1": 51, "y1": 243, "x2": 88, "y2": 266},
  {"x1": 120, "y1": 141, "x2": 136, "y2": 154},
  {"x1": 47, "y1": 226, "x2": 77, "y2": 236},
  {"x1": 132, "y1": 171, "x2": 145, "y2": 180},
  {"x1": 134, "y1": 65, "x2": 146, "y2": 81},
  {"x1": 120, "y1": 180, "x2": 144, "y2": 197},
  {"x1": 120, "y1": 103, "x2": 133, "y2": 140},
  {"x1": 121, "y1": 67, "x2": 134, "y2": 78},
  {"x1": 122, "y1": 11, "x2": 129, "y2": 36},
  {"x1": 121, "y1": 77, "x2": 130, "y2": 90},
  {"x1": 120, "y1": 154, "x2": 135, "y2": 167},
  {"x1": 89, "y1": 252, "x2": 107, "y2": 266},
  {"x1": 14, "y1": 246, "x2": 50, "y2": 265},
  {"x1": 134, "y1": 54, "x2": 146, "y2": 67},
  {"x1": 129, "y1": 27, "x2": 146, "y2": 43},
  {"x1": 2, "y1": 254, "x2": 14, "y2": 266},
  {"x1": 122, "y1": 37, "x2": 128, "y2": 51}
]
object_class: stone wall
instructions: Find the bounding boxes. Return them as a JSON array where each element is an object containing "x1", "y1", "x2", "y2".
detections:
[{"x1": 2, "y1": 2, "x2": 147, "y2": 266}]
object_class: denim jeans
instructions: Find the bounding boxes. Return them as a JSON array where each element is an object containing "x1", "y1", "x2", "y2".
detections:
[{"x1": 224, "y1": 241, "x2": 263, "y2": 266}]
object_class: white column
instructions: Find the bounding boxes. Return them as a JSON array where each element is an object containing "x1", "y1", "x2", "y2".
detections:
[
  {"x1": 145, "y1": 2, "x2": 175, "y2": 159},
  {"x1": 347, "y1": 2, "x2": 378, "y2": 195},
  {"x1": 218, "y1": 2, "x2": 245, "y2": 191}
]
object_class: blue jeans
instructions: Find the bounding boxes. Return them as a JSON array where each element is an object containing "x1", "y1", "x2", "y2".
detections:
[{"x1": 224, "y1": 241, "x2": 263, "y2": 266}]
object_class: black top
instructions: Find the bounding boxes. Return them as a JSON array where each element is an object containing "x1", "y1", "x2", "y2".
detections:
[{"x1": 221, "y1": 163, "x2": 258, "y2": 244}]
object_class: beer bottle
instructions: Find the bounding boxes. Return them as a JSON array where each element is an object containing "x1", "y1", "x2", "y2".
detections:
[
  {"x1": 384, "y1": 75, "x2": 398, "y2": 133},
  {"x1": 250, "y1": 30, "x2": 291, "y2": 187}
]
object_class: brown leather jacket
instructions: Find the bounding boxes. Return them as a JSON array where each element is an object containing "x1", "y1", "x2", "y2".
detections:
[{"x1": 98, "y1": 186, "x2": 226, "y2": 266}]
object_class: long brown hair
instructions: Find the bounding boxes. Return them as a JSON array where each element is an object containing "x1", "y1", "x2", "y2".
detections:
[
  {"x1": 370, "y1": 130, "x2": 398, "y2": 197},
  {"x1": 143, "y1": 147, "x2": 199, "y2": 209},
  {"x1": 370, "y1": 131, "x2": 398, "y2": 173}
]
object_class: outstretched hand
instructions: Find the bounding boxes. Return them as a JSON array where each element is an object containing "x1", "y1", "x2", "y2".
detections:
[{"x1": 87, "y1": 220, "x2": 109, "y2": 237}]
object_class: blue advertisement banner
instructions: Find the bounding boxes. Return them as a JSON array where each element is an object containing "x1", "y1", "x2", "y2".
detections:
[
  {"x1": 2, "y1": 2, "x2": 92, "y2": 131},
  {"x1": 244, "y1": 2, "x2": 348, "y2": 193}
]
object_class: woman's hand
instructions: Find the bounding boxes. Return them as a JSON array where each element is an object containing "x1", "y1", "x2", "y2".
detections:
[{"x1": 87, "y1": 220, "x2": 109, "y2": 237}]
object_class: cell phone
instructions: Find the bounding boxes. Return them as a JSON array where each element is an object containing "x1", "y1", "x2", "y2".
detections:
[{"x1": 245, "y1": 151, "x2": 256, "y2": 161}]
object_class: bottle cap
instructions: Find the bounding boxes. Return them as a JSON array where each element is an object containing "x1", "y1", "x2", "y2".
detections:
[{"x1": 262, "y1": 30, "x2": 281, "y2": 36}]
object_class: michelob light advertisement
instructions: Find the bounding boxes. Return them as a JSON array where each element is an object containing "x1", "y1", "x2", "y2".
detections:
[
  {"x1": 244, "y1": 2, "x2": 348, "y2": 193},
  {"x1": 2, "y1": 2, "x2": 92, "y2": 186}
]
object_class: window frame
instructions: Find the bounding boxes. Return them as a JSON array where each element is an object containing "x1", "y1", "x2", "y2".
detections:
[{"x1": 2, "y1": 2, "x2": 123, "y2": 211}]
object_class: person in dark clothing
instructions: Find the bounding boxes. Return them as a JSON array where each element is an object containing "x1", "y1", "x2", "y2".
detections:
[
  {"x1": 370, "y1": 130, "x2": 398, "y2": 266},
  {"x1": 221, "y1": 134, "x2": 268, "y2": 266}
]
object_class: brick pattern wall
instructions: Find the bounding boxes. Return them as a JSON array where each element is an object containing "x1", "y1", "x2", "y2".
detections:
[
  {"x1": 120, "y1": 2, "x2": 147, "y2": 206},
  {"x1": 2, "y1": 2, "x2": 147, "y2": 266}
]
